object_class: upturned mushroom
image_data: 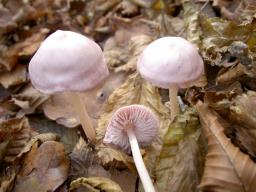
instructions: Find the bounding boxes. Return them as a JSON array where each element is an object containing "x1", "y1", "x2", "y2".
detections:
[
  {"x1": 137, "y1": 36, "x2": 204, "y2": 121},
  {"x1": 29, "y1": 30, "x2": 109, "y2": 141},
  {"x1": 104, "y1": 104, "x2": 158, "y2": 192}
]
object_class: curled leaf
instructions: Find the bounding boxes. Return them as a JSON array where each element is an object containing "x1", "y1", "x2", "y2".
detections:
[
  {"x1": 17, "y1": 133, "x2": 59, "y2": 159},
  {"x1": 0, "y1": 117, "x2": 33, "y2": 162},
  {"x1": 69, "y1": 177, "x2": 123, "y2": 192},
  {"x1": 0, "y1": 65, "x2": 27, "y2": 88},
  {"x1": 196, "y1": 101, "x2": 256, "y2": 192},
  {"x1": 11, "y1": 84, "x2": 49, "y2": 117}
]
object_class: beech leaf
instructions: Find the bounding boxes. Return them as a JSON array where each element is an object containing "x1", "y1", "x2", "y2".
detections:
[
  {"x1": 196, "y1": 101, "x2": 256, "y2": 192},
  {"x1": 155, "y1": 108, "x2": 203, "y2": 192},
  {"x1": 0, "y1": 117, "x2": 34, "y2": 162},
  {"x1": 13, "y1": 141, "x2": 69, "y2": 192},
  {"x1": 69, "y1": 177, "x2": 123, "y2": 192}
]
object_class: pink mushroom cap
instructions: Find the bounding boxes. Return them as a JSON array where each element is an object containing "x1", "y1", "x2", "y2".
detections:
[
  {"x1": 137, "y1": 37, "x2": 204, "y2": 89},
  {"x1": 103, "y1": 104, "x2": 159, "y2": 153},
  {"x1": 29, "y1": 30, "x2": 109, "y2": 94}
]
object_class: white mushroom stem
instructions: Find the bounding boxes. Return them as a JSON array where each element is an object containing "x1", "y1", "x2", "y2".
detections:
[
  {"x1": 67, "y1": 92, "x2": 96, "y2": 141},
  {"x1": 126, "y1": 128, "x2": 155, "y2": 192},
  {"x1": 169, "y1": 85, "x2": 180, "y2": 121}
]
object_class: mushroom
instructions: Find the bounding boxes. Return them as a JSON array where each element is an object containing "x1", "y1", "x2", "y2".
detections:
[
  {"x1": 137, "y1": 36, "x2": 204, "y2": 121},
  {"x1": 104, "y1": 104, "x2": 158, "y2": 192},
  {"x1": 29, "y1": 30, "x2": 109, "y2": 141}
]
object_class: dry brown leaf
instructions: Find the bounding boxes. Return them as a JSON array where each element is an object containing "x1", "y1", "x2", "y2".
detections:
[
  {"x1": 11, "y1": 84, "x2": 49, "y2": 117},
  {"x1": 0, "y1": 117, "x2": 34, "y2": 162},
  {"x1": 13, "y1": 141, "x2": 69, "y2": 192},
  {"x1": 228, "y1": 91, "x2": 256, "y2": 158},
  {"x1": 0, "y1": 64, "x2": 27, "y2": 88},
  {"x1": 0, "y1": 6, "x2": 17, "y2": 36},
  {"x1": 42, "y1": 72, "x2": 127, "y2": 128},
  {"x1": 17, "y1": 28, "x2": 49, "y2": 57},
  {"x1": 69, "y1": 137, "x2": 105, "y2": 179},
  {"x1": 17, "y1": 133, "x2": 60, "y2": 159},
  {"x1": 0, "y1": 28, "x2": 48, "y2": 72},
  {"x1": 196, "y1": 101, "x2": 256, "y2": 192},
  {"x1": 230, "y1": 91, "x2": 256, "y2": 132},
  {"x1": 0, "y1": 166, "x2": 16, "y2": 192},
  {"x1": 110, "y1": 169, "x2": 137, "y2": 192},
  {"x1": 69, "y1": 177, "x2": 123, "y2": 192},
  {"x1": 114, "y1": 35, "x2": 153, "y2": 72}
]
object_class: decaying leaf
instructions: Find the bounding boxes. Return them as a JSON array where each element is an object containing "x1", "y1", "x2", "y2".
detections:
[
  {"x1": 69, "y1": 177, "x2": 123, "y2": 192},
  {"x1": 13, "y1": 141, "x2": 69, "y2": 192},
  {"x1": 114, "y1": 35, "x2": 153, "y2": 72},
  {"x1": 97, "y1": 144, "x2": 134, "y2": 169},
  {"x1": 0, "y1": 117, "x2": 34, "y2": 162},
  {"x1": 69, "y1": 137, "x2": 105, "y2": 179},
  {"x1": 155, "y1": 108, "x2": 203, "y2": 192},
  {"x1": 0, "y1": 28, "x2": 48, "y2": 72},
  {"x1": 0, "y1": 64, "x2": 27, "y2": 88},
  {"x1": 196, "y1": 101, "x2": 256, "y2": 192},
  {"x1": 227, "y1": 91, "x2": 256, "y2": 158},
  {"x1": 230, "y1": 91, "x2": 256, "y2": 132},
  {"x1": 182, "y1": 0, "x2": 202, "y2": 46},
  {"x1": 200, "y1": 16, "x2": 256, "y2": 66},
  {"x1": 11, "y1": 84, "x2": 49, "y2": 117},
  {"x1": 0, "y1": 166, "x2": 16, "y2": 192},
  {"x1": 16, "y1": 133, "x2": 59, "y2": 159}
]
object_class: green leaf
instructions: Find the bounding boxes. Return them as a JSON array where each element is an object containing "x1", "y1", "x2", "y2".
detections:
[{"x1": 154, "y1": 108, "x2": 203, "y2": 192}]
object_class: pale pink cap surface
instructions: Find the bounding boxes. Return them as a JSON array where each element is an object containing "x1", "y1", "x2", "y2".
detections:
[
  {"x1": 137, "y1": 37, "x2": 204, "y2": 89},
  {"x1": 103, "y1": 104, "x2": 159, "y2": 153},
  {"x1": 29, "y1": 30, "x2": 109, "y2": 94}
]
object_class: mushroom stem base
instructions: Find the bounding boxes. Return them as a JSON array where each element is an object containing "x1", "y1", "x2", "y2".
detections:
[
  {"x1": 169, "y1": 86, "x2": 180, "y2": 122},
  {"x1": 66, "y1": 92, "x2": 96, "y2": 142},
  {"x1": 127, "y1": 129, "x2": 155, "y2": 192}
]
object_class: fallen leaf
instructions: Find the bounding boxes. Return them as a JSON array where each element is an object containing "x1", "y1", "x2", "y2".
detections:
[
  {"x1": 69, "y1": 137, "x2": 105, "y2": 179},
  {"x1": 0, "y1": 6, "x2": 17, "y2": 36},
  {"x1": 110, "y1": 169, "x2": 137, "y2": 192},
  {"x1": 114, "y1": 35, "x2": 153, "y2": 72},
  {"x1": 0, "y1": 117, "x2": 34, "y2": 162},
  {"x1": 155, "y1": 108, "x2": 203, "y2": 192},
  {"x1": 228, "y1": 91, "x2": 256, "y2": 158},
  {"x1": 196, "y1": 101, "x2": 256, "y2": 192},
  {"x1": 182, "y1": 0, "x2": 202, "y2": 46},
  {"x1": 0, "y1": 166, "x2": 16, "y2": 192},
  {"x1": 11, "y1": 84, "x2": 49, "y2": 117},
  {"x1": 13, "y1": 141, "x2": 69, "y2": 192},
  {"x1": 69, "y1": 177, "x2": 123, "y2": 192},
  {"x1": 0, "y1": 64, "x2": 27, "y2": 88}
]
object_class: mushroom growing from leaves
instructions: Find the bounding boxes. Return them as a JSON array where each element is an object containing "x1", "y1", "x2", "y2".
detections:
[
  {"x1": 29, "y1": 30, "x2": 109, "y2": 141},
  {"x1": 104, "y1": 104, "x2": 158, "y2": 192},
  {"x1": 137, "y1": 37, "x2": 204, "y2": 121}
]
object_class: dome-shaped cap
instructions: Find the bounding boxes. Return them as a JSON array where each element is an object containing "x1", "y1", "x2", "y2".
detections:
[
  {"x1": 137, "y1": 37, "x2": 204, "y2": 89},
  {"x1": 103, "y1": 104, "x2": 159, "y2": 153},
  {"x1": 29, "y1": 30, "x2": 109, "y2": 94}
]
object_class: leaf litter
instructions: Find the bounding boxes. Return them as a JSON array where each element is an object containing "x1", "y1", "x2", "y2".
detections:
[{"x1": 0, "y1": 0, "x2": 256, "y2": 192}]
